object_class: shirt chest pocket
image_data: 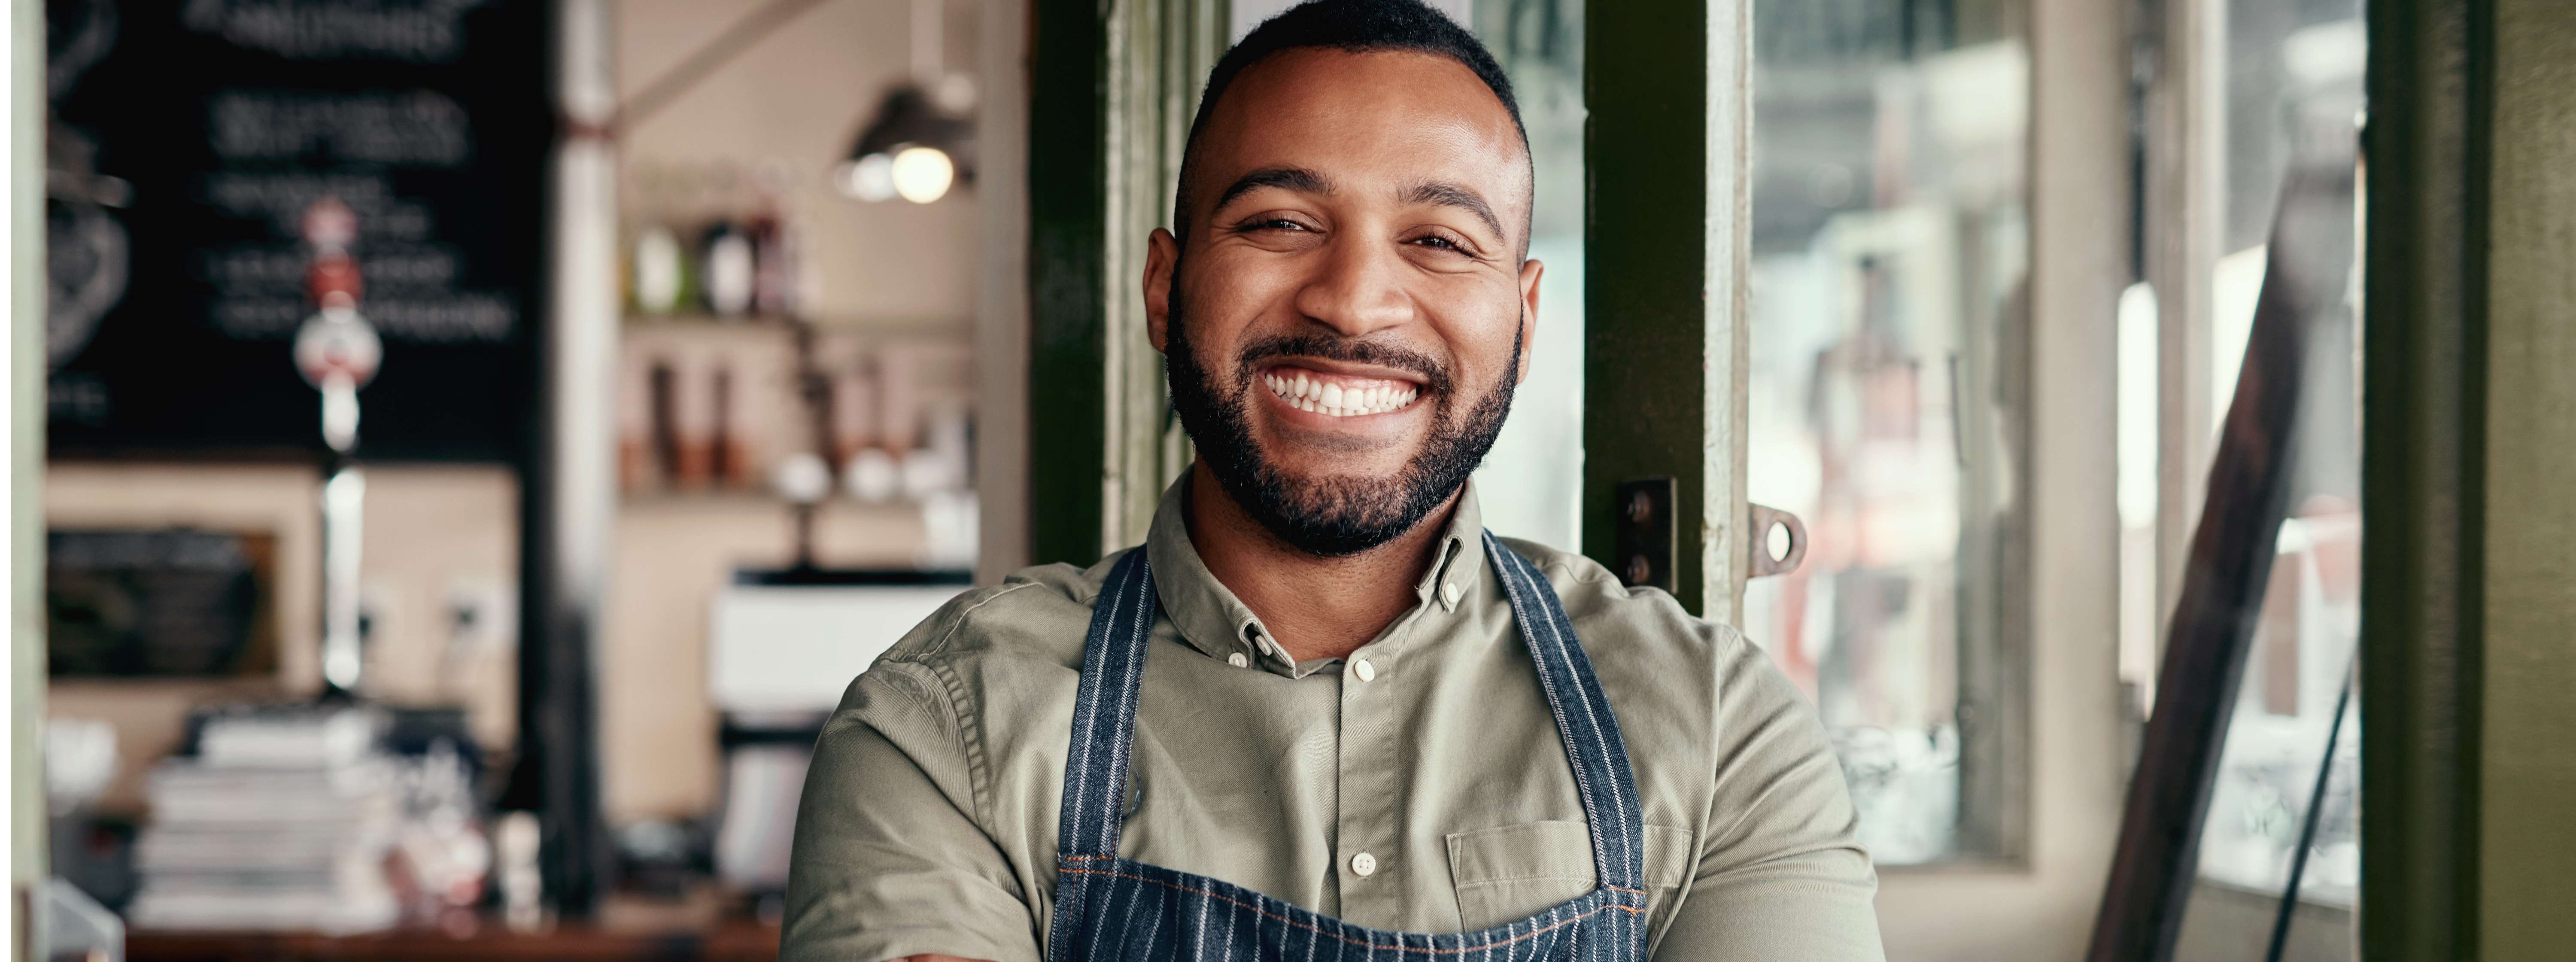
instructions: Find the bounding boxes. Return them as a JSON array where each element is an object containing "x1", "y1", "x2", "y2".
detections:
[{"x1": 1443, "y1": 821, "x2": 1695, "y2": 932}]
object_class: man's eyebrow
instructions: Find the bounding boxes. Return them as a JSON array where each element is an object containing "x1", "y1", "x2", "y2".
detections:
[
  {"x1": 1401, "y1": 181, "x2": 1505, "y2": 243},
  {"x1": 1211, "y1": 166, "x2": 1331, "y2": 216}
]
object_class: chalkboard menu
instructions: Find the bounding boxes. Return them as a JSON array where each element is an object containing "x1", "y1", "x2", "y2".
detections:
[
  {"x1": 48, "y1": 527, "x2": 279, "y2": 677},
  {"x1": 45, "y1": 0, "x2": 553, "y2": 461}
]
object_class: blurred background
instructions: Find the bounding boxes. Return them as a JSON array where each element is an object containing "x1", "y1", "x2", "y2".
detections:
[{"x1": 12, "y1": 1, "x2": 2574, "y2": 961}]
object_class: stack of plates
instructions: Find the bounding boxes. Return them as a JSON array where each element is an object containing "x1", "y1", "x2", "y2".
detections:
[{"x1": 125, "y1": 706, "x2": 402, "y2": 934}]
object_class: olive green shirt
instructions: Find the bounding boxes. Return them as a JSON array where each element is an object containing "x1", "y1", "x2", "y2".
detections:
[{"x1": 782, "y1": 480, "x2": 1884, "y2": 961}]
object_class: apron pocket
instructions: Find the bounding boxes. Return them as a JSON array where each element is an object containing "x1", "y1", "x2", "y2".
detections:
[{"x1": 1444, "y1": 821, "x2": 1693, "y2": 931}]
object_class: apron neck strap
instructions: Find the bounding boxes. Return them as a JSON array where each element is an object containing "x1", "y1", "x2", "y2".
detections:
[{"x1": 1054, "y1": 548, "x2": 1157, "y2": 860}]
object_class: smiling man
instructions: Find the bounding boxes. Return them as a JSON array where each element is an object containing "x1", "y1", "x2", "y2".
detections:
[{"x1": 781, "y1": 2, "x2": 1884, "y2": 960}]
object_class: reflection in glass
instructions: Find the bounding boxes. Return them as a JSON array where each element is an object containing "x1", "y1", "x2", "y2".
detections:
[{"x1": 1744, "y1": 2, "x2": 2029, "y2": 865}]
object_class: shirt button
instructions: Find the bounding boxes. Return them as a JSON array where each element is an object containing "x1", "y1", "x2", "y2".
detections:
[
  {"x1": 1350, "y1": 852, "x2": 1377, "y2": 877},
  {"x1": 1350, "y1": 658, "x2": 1376, "y2": 682},
  {"x1": 1227, "y1": 652, "x2": 1249, "y2": 668},
  {"x1": 1440, "y1": 582, "x2": 1463, "y2": 607}
]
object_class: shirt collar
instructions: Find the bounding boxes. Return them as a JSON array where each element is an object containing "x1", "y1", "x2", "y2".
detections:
[{"x1": 1143, "y1": 474, "x2": 1489, "y2": 672}]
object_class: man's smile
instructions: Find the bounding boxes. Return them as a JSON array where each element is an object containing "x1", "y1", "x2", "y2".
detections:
[{"x1": 1258, "y1": 363, "x2": 1424, "y2": 419}]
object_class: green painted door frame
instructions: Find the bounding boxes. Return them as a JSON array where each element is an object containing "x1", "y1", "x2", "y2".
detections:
[
  {"x1": 2361, "y1": 0, "x2": 2576, "y2": 956},
  {"x1": 1028, "y1": 0, "x2": 1224, "y2": 568},
  {"x1": 1025, "y1": 0, "x2": 1115, "y2": 568},
  {"x1": 1582, "y1": 0, "x2": 1752, "y2": 621}
]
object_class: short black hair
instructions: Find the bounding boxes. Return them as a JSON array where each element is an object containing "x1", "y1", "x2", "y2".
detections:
[{"x1": 1174, "y1": 0, "x2": 1530, "y2": 251}]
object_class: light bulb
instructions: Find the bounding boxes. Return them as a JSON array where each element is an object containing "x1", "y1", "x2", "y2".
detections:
[
  {"x1": 889, "y1": 145, "x2": 954, "y2": 204},
  {"x1": 835, "y1": 152, "x2": 897, "y2": 202}
]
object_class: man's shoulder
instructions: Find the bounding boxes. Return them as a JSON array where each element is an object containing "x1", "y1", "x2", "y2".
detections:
[
  {"x1": 1490, "y1": 536, "x2": 1810, "y2": 798},
  {"x1": 876, "y1": 550, "x2": 1133, "y2": 670},
  {"x1": 1491, "y1": 535, "x2": 1753, "y2": 662}
]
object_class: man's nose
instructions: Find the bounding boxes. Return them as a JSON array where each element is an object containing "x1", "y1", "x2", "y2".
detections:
[{"x1": 1291, "y1": 235, "x2": 1415, "y2": 337}]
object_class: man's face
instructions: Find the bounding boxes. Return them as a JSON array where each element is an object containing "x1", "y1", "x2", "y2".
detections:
[{"x1": 1148, "y1": 48, "x2": 1541, "y2": 556}]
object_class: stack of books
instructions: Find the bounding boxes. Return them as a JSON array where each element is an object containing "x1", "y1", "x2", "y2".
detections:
[{"x1": 125, "y1": 706, "x2": 403, "y2": 934}]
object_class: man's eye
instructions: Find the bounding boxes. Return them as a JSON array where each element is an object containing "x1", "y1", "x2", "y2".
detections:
[
  {"x1": 1245, "y1": 218, "x2": 1308, "y2": 233},
  {"x1": 1411, "y1": 233, "x2": 1475, "y2": 254}
]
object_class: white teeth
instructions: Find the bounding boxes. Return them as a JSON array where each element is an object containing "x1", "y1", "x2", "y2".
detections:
[{"x1": 1264, "y1": 371, "x2": 1422, "y2": 417}]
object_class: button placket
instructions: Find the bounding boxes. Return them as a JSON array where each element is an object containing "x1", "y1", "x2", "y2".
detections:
[{"x1": 1334, "y1": 639, "x2": 1403, "y2": 925}]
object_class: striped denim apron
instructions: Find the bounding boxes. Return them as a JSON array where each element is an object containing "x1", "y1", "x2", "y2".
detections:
[{"x1": 1047, "y1": 532, "x2": 1650, "y2": 962}]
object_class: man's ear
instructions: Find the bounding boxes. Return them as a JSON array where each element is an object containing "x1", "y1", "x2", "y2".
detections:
[
  {"x1": 1515, "y1": 258, "x2": 1544, "y2": 384},
  {"x1": 1145, "y1": 228, "x2": 1181, "y2": 354}
]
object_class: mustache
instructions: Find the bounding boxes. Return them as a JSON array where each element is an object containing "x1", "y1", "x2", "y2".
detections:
[{"x1": 1233, "y1": 335, "x2": 1454, "y2": 396}]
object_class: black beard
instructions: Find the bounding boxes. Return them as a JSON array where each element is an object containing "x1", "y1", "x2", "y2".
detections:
[{"x1": 1165, "y1": 298, "x2": 1521, "y2": 557}]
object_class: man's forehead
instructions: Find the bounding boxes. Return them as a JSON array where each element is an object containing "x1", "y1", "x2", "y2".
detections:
[{"x1": 1192, "y1": 47, "x2": 1528, "y2": 205}]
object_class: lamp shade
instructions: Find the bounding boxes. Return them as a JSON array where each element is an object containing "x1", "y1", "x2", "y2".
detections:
[{"x1": 834, "y1": 85, "x2": 975, "y2": 203}]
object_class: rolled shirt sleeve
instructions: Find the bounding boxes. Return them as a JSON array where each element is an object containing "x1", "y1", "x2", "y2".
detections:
[
  {"x1": 781, "y1": 658, "x2": 1042, "y2": 962},
  {"x1": 1652, "y1": 630, "x2": 1887, "y2": 962}
]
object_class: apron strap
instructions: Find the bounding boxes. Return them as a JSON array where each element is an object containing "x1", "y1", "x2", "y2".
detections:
[
  {"x1": 1483, "y1": 531, "x2": 1650, "y2": 892},
  {"x1": 1055, "y1": 548, "x2": 1157, "y2": 860}
]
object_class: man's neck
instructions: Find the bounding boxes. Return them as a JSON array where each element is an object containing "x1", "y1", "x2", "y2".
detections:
[{"x1": 1183, "y1": 461, "x2": 1458, "y2": 664}]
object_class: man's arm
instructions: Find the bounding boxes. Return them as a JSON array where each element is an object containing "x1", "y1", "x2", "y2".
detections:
[
  {"x1": 1652, "y1": 631, "x2": 1886, "y2": 961},
  {"x1": 781, "y1": 658, "x2": 1041, "y2": 962}
]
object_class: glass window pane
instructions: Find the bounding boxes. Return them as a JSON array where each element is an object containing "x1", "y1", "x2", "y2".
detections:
[
  {"x1": 2182, "y1": 0, "x2": 2366, "y2": 913},
  {"x1": 1745, "y1": 0, "x2": 2030, "y2": 865}
]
